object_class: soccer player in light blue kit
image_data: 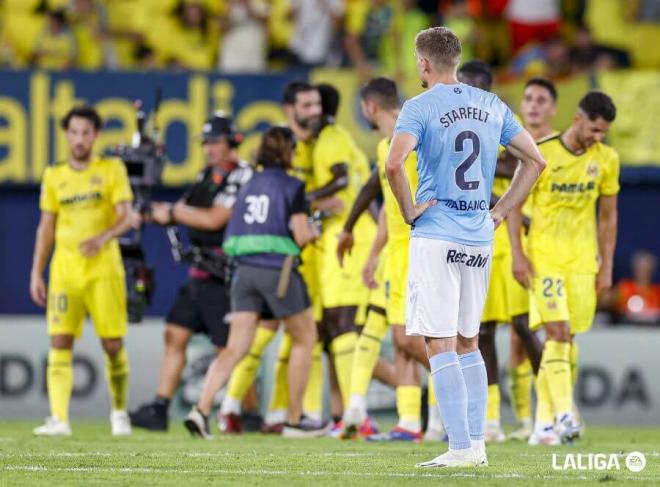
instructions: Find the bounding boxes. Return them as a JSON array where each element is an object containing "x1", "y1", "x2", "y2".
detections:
[{"x1": 386, "y1": 27, "x2": 547, "y2": 468}]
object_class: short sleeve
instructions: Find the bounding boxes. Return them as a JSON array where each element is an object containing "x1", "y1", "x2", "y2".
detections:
[
  {"x1": 600, "y1": 149, "x2": 620, "y2": 196},
  {"x1": 39, "y1": 167, "x2": 58, "y2": 213},
  {"x1": 500, "y1": 104, "x2": 523, "y2": 147},
  {"x1": 290, "y1": 180, "x2": 308, "y2": 214},
  {"x1": 110, "y1": 160, "x2": 134, "y2": 205},
  {"x1": 394, "y1": 99, "x2": 425, "y2": 145},
  {"x1": 345, "y1": 0, "x2": 369, "y2": 34}
]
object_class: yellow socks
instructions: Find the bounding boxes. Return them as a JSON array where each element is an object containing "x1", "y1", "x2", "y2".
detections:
[
  {"x1": 510, "y1": 359, "x2": 533, "y2": 422},
  {"x1": 570, "y1": 341, "x2": 579, "y2": 386},
  {"x1": 47, "y1": 349, "x2": 73, "y2": 423},
  {"x1": 396, "y1": 385, "x2": 421, "y2": 432},
  {"x1": 266, "y1": 333, "x2": 292, "y2": 423},
  {"x1": 486, "y1": 383, "x2": 501, "y2": 425},
  {"x1": 302, "y1": 342, "x2": 323, "y2": 421},
  {"x1": 226, "y1": 327, "x2": 275, "y2": 402},
  {"x1": 222, "y1": 327, "x2": 276, "y2": 415},
  {"x1": 105, "y1": 347, "x2": 129, "y2": 411},
  {"x1": 350, "y1": 310, "x2": 388, "y2": 397},
  {"x1": 535, "y1": 364, "x2": 555, "y2": 425},
  {"x1": 329, "y1": 331, "x2": 358, "y2": 409},
  {"x1": 542, "y1": 340, "x2": 573, "y2": 418}
]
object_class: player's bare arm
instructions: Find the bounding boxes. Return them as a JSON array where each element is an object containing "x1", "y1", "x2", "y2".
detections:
[
  {"x1": 30, "y1": 212, "x2": 57, "y2": 307},
  {"x1": 362, "y1": 206, "x2": 388, "y2": 289},
  {"x1": 507, "y1": 202, "x2": 534, "y2": 289},
  {"x1": 385, "y1": 132, "x2": 436, "y2": 225},
  {"x1": 306, "y1": 162, "x2": 348, "y2": 203},
  {"x1": 596, "y1": 194, "x2": 618, "y2": 295},
  {"x1": 291, "y1": 212, "x2": 319, "y2": 248},
  {"x1": 79, "y1": 201, "x2": 133, "y2": 257},
  {"x1": 491, "y1": 130, "x2": 546, "y2": 227},
  {"x1": 151, "y1": 201, "x2": 232, "y2": 231},
  {"x1": 494, "y1": 149, "x2": 519, "y2": 179},
  {"x1": 337, "y1": 168, "x2": 381, "y2": 266}
]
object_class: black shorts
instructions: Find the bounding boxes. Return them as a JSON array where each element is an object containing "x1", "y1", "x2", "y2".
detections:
[
  {"x1": 166, "y1": 278, "x2": 231, "y2": 347},
  {"x1": 231, "y1": 264, "x2": 310, "y2": 319}
]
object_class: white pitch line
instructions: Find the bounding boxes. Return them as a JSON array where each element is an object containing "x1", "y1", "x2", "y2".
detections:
[
  {"x1": 0, "y1": 451, "x2": 373, "y2": 459},
  {"x1": 3, "y1": 465, "x2": 658, "y2": 481}
]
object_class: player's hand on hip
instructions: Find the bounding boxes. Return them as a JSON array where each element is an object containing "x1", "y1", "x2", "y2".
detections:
[
  {"x1": 336, "y1": 230, "x2": 354, "y2": 267},
  {"x1": 490, "y1": 209, "x2": 505, "y2": 230},
  {"x1": 596, "y1": 266, "x2": 613, "y2": 296},
  {"x1": 362, "y1": 255, "x2": 379, "y2": 290},
  {"x1": 512, "y1": 251, "x2": 534, "y2": 289},
  {"x1": 406, "y1": 199, "x2": 437, "y2": 225},
  {"x1": 79, "y1": 235, "x2": 106, "y2": 257},
  {"x1": 29, "y1": 274, "x2": 47, "y2": 307}
]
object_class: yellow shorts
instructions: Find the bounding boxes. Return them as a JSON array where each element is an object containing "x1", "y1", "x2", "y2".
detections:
[
  {"x1": 384, "y1": 239, "x2": 408, "y2": 326},
  {"x1": 529, "y1": 271, "x2": 596, "y2": 335},
  {"x1": 503, "y1": 252, "x2": 529, "y2": 319},
  {"x1": 481, "y1": 254, "x2": 509, "y2": 324},
  {"x1": 48, "y1": 267, "x2": 128, "y2": 339},
  {"x1": 299, "y1": 244, "x2": 322, "y2": 323},
  {"x1": 318, "y1": 226, "x2": 371, "y2": 310}
]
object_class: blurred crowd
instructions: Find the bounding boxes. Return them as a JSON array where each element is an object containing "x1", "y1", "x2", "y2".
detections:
[
  {"x1": 600, "y1": 250, "x2": 660, "y2": 325},
  {"x1": 1, "y1": 0, "x2": 659, "y2": 78}
]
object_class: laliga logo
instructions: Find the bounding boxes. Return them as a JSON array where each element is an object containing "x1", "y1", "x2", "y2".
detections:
[{"x1": 552, "y1": 452, "x2": 646, "y2": 472}]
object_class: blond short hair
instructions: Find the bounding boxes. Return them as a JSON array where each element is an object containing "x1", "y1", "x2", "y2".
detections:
[{"x1": 415, "y1": 27, "x2": 462, "y2": 70}]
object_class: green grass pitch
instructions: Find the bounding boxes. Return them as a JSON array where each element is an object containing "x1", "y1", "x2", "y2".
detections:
[{"x1": 1, "y1": 420, "x2": 658, "y2": 486}]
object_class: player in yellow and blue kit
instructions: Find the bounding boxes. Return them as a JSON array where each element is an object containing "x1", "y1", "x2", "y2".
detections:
[
  {"x1": 508, "y1": 91, "x2": 619, "y2": 445},
  {"x1": 505, "y1": 78, "x2": 559, "y2": 441},
  {"x1": 337, "y1": 78, "x2": 433, "y2": 442},
  {"x1": 306, "y1": 84, "x2": 376, "y2": 423},
  {"x1": 30, "y1": 105, "x2": 134, "y2": 436}
]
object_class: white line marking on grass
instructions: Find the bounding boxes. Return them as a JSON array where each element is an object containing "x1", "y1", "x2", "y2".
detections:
[
  {"x1": 3, "y1": 465, "x2": 657, "y2": 481},
  {"x1": 0, "y1": 451, "x2": 373, "y2": 459}
]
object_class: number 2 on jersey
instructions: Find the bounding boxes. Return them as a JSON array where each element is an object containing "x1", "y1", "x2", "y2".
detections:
[{"x1": 454, "y1": 130, "x2": 481, "y2": 191}]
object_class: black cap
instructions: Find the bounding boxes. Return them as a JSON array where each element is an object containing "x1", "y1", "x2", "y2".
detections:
[{"x1": 200, "y1": 114, "x2": 241, "y2": 145}]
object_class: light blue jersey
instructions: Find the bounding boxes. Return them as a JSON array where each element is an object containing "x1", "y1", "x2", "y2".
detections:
[{"x1": 394, "y1": 82, "x2": 522, "y2": 246}]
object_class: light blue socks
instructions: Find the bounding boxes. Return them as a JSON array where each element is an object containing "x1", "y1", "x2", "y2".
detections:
[
  {"x1": 429, "y1": 351, "x2": 471, "y2": 450},
  {"x1": 458, "y1": 350, "x2": 488, "y2": 441}
]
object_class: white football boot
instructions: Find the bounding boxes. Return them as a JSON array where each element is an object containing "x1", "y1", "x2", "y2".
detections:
[
  {"x1": 33, "y1": 417, "x2": 72, "y2": 436},
  {"x1": 111, "y1": 410, "x2": 132, "y2": 436},
  {"x1": 416, "y1": 448, "x2": 477, "y2": 468}
]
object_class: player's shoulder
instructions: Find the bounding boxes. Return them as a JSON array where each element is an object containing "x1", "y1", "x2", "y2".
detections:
[
  {"x1": 94, "y1": 156, "x2": 127, "y2": 174},
  {"x1": 537, "y1": 133, "x2": 561, "y2": 146},
  {"x1": 315, "y1": 122, "x2": 353, "y2": 153},
  {"x1": 590, "y1": 141, "x2": 619, "y2": 161}
]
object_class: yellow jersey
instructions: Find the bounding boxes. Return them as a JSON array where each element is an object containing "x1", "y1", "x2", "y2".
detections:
[
  {"x1": 376, "y1": 137, "x2": 418, "y2": 243},
  {"x1": 528, "y1": 135, "x2": 620, "y2": 274},
  {"x1": 492, "y1": 130, "x2": 558, "y2": 258},
  {"x1": 313, "y1": 123, "x2": 372, "y2": 230},
  {"x1": 40, "y1": 157, "x2": 134, "y2": 279},
  {"x1": 290, "y1": 138, "x2": 316, "y2": 192}
]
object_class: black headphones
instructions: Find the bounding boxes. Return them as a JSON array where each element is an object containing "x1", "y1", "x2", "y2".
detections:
[{"x1": 201, "y1": 114, "x2": 244, "y2": 148}]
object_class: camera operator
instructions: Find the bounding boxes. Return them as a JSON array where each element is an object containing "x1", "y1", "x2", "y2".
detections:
[
  {"x1": 184, "y1": 126, "x2": 328, "y2": 439},
  {"x1": 130, "y1": 114, "x2": 253, "y2": 431}
]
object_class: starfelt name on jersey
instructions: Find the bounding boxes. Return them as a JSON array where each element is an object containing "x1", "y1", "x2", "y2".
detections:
[
  {"x1": 439, "y1": 106, "x2": 490, "y2": 128},
  {"x1": 441, "y1": 198, "x2": 489, "y2": 211}
]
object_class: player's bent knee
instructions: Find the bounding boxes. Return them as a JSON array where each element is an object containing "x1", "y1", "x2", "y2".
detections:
[
  {"x1": 101, "y1": 338, "x2": 123, "y2": 356},
  {"x1": 50, "y1": 334, "x2": 75, "y2": 350},
  {"x1": 164, "y1": 324, "x2": 191, "y2": 349},
  {"x1": 457, "y1": 334, "x2": 479, "y2": 354}
]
